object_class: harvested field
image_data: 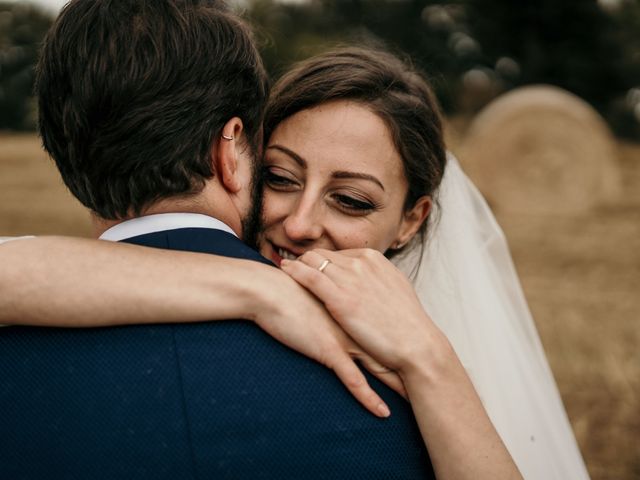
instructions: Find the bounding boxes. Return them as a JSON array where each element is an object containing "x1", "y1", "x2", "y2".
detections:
[
  {"x1": 1, "y1": 130, "x2": 639, "y2": 479},
  {"x1": 448, "y1": 114, "x2": 640, "y2": 480},
  {"x1": 0, "y1": 133, "x2": 91, "y2": 236}
]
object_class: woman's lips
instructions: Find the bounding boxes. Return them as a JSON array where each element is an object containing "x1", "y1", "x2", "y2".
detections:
[
  {"x1": 267, "y1": 241, "x2": 300, "y2": 266},
  {"x1": 269, "y1": 246, "x2": 283, "y2": 267},
  {"x1": 276, "y1": 247, "x2": 298, "y2": 261}
]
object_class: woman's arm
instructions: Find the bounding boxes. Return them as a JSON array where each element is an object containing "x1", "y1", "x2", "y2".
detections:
[
  {"x1": 0, "y1": 236, "x2": 269, "y2": 327},
  {"x1": 281, "y1": 248, "x2": 523, "y2": 480},
  {"x1": 0, "y1": 236, "x2": 401, "y2": 417}
]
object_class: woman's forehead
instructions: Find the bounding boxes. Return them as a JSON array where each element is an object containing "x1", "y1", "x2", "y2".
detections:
[{"x1": 268, "y1": 100, "x2": 405, "y2": 179}]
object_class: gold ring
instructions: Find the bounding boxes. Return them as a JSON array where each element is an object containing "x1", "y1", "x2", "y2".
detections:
[{"x1": 318, "y1": 259, "x2": 331, "y2": 273}]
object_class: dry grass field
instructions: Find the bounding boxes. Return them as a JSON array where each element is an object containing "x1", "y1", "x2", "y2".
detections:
[
  {"x1": 0, "y1": 133, "x2": 91, "y2": 237},
  {"x1": 1, "y1": 130, "x2": 639, "y2": 479}
]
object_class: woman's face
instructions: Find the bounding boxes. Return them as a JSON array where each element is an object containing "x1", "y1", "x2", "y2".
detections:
[{"x1": 260, "y1": 100, "x2": 430, "y2": 266}]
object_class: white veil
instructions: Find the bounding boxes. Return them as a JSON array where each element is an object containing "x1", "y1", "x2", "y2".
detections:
[{"x1": 393, "y1": 154, "x2": 590, "y2": 479}]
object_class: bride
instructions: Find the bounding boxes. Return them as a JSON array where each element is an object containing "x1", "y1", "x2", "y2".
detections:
[{"x1": 0, "y1": 47, "x2": 588, "y2": 479}]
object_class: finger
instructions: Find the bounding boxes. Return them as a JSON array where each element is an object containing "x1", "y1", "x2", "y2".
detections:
[
  {"x1": 329, "y1": 351, "x2": 392, "y2": 418},
  {"x1": 374, "y1": 371, "x2": 408, "y2": 400},
  {"x1": 296, "y1": 250, "x2": 352, "y2": 286},
  {"x1": 280, "y1": 257, "x2": 341, "y2": 302},
  {"x1": 311, "y1": 248, "x2": 387, "y2": 279},
  {"x1": 296, "y1": 250, "x2": 343, "y2": 277},
  {"x1": 307, "y1": 249, "x2": 353, "y2": 268},
  {"x1": 313, "y1": 248, "x2": 381, "y2": 262},
  {"x1": 357, "y1": 355, "x2": 408, "y2": 400}
]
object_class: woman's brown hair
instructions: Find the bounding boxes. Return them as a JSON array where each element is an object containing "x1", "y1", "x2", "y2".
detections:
[{"x1": 264, "y1": 47, "x2": 447, "y2": 256}]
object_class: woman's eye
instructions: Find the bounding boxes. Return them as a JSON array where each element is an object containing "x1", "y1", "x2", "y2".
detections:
[
  {"x1": 263, "y1": 168, "x2": 298, "y2": 190},
  {"x1": 333, "y1": 194, "x2": 376, "y2": 213}
]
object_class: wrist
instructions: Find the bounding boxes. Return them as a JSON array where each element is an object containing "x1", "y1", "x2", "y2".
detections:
[
  {"x1": 201, "y1": 258, "x2": 284, "y2": 324},
  {"x1": 243, "y1": 264, "x2": 291, "y2": 325},
  {"x1": 398, "y1": 327, "x2": 459, "y2": 388}
]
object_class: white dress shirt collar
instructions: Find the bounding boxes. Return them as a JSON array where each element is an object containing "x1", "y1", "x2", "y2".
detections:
[{"x1": 99, "y1": 213, "x2": 238, "y2": 242}]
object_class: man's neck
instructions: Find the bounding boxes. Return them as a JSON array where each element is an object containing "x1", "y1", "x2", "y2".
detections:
[{"x1": 91, "y1": 191, "x2": 242, "y2": 239}]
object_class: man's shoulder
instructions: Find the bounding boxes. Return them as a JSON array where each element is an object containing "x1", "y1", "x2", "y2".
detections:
[{"x1": 122, "y1": 227, "x2": 273, "y2": 266}]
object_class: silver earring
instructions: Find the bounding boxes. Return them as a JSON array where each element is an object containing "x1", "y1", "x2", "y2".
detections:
[{"x1": 222, "y1": 134, "x2": 234, "y2": 141}]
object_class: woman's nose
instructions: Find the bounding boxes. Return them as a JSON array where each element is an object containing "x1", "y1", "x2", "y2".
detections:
[{"x1": 282, "y1": 198, "x2": 324, "y2": 243}]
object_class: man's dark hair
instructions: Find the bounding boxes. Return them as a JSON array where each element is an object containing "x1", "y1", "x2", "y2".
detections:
[{"x1": 36, "y1": 0, "x2": 268, "y2": 219}]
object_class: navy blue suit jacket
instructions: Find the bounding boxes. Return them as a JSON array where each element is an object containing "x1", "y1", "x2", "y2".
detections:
[{"x1": 0, "y1": 228, "x2": 434, "y2": 479}]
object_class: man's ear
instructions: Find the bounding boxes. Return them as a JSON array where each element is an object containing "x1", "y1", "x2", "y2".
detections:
[
  {"x1": 213, "y1": 117, "x2": 245, "y2": 194},
  {"x1": 393, "y1": 196, "x2": 433, "y2": 249}
]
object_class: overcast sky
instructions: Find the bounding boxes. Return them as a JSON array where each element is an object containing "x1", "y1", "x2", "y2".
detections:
[
  {"x1": 12, "y1": 0, "x2": 308, "y2": 14},
  {"x1": 7, "y1": 0, "x2": 67, "y2": 13},
  {"x1": 35, "y1": 0, "x2": 67, "y2": 11}
]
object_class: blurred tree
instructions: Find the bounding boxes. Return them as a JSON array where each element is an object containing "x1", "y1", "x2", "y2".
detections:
[
  {"x1": 0, "y1": 0, "x2": 637, "y2": 138},
  {"x1": 244, "y1": 0, "x2": 459, "y2": 110},
  {"x1": 606, "y1": 0, "x2": 640, "y2": 138},
  {"x1": 462, "y1": 0, "x2": 638, "y2": 136},
  {"x1": 240, "y1": 0, "x2": 640, "y2": 139},
  {"x1": 0, "y1": 2, "x2": 52, "y2": 131}
]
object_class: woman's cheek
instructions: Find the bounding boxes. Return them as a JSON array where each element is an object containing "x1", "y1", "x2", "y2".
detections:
[
  {"x1": 260, "y1": 190, "x2": 282, "y2": 230},
  {"x1": 335, "y1": 216, "x2": 396, "y2": 252},
  {"x1": 262, "y1": 190, "x2": 300, "y2": 234},
  {"x1": 329, "y1": 217, "x2": 376, "y2": 250}
]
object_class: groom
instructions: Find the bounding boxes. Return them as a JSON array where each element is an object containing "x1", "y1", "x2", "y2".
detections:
[{"x1": 0, "y1": 1, "x2": 434, "y2": 478}]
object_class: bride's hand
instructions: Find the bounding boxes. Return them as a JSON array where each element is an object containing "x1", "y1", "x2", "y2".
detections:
[
  {"x1": 280, "y1": 248, "x2": 444, "y2": 377},
  {"x1": 283, "y1": 249, "x2": 524, "y2": 480},
  {"x1": 253, "y1": 269, "x2": 407, "y2": 416}
]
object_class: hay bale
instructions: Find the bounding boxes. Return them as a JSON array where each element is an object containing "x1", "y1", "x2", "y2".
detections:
[{"x1": 459, "y1": 85, "x2": 620, "y2": 214}]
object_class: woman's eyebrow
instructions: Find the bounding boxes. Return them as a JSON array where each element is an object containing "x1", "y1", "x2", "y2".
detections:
[
  {"x1": 266, "y1": 145, "x2": 306, "y2": 168},
  {"x1": 267, "y1": 144, "x2": 385, "y2": 191},
  {"x1": 332, "y1": 171, "x2": 385, "y2": 191}
]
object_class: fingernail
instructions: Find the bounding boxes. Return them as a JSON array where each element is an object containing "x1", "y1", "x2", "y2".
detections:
[
  {"x1": 280, "y1": 259, "x2": 290, "y2": 267},
  {"x1": 377, "y1": 402, "x2": 391, "y2": 418}
]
